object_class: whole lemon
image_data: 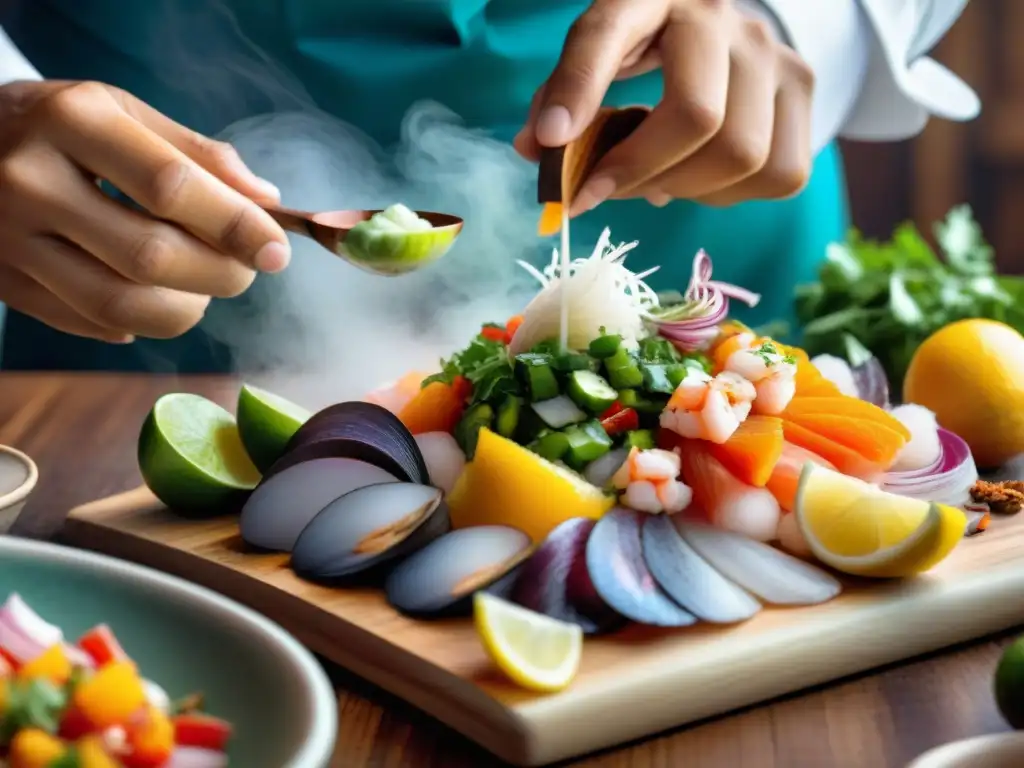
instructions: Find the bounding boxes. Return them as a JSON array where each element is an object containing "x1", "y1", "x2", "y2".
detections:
[{"x1": 903, "y1": 319, "x2": 1024, "y2": 469}]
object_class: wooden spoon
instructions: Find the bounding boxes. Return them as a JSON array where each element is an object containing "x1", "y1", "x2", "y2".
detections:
[
  {"x1": 264, "y1": 207, "x2": 464, "y2": 276},
  {"x1": 536, "y1": 106, "x2": 649, "y2": 236}
]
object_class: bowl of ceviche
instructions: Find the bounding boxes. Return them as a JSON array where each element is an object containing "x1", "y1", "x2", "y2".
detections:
[{"x1": 0, "y1": 536, "x2": 337, "y2": 767}]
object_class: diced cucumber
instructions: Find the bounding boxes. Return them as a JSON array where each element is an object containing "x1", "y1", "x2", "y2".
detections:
[
  {"x1": 514, "y1": 353, "x2": 560, "y2": 401},
  {"x1": 566, "y1": 370, "x2": 618, "y2": 413},
  {"x1": 454, "y1": 403, "x2": 494, "y2": 459},
  {"x1": 640, "y1": 363, "x2": 675, "y2": 395},
  {"x1": 624, "y1": 429, "x2": 655, "y2": 450},
  {"x1": 588, "y1": 333, "x2": 622, "y2": 359},
  {"x1": 564, "y1": 419, "x2": 613, "y2": 468},
  {"x1": 495, "y1": 395, "x2": 523, "y2": 439},
  {"x1": 617, "y1": 388, "x2": 667, "y2": 414}
]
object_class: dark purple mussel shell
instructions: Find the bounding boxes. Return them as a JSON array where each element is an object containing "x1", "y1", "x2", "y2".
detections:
[
  {"x1": 511, "y1": 518, "x2": 623, "y2": 635},
  {"x1": 585, "y1": 507, "x2": 696, "y2": 628},
  {"x1": 641, "y1": 514, "x2": 761, "y2": 624},
  {"x1": 265, "y1": 402, "x2": 428, "y2": 485},
  {"x1": 240, "y1": 457, "x2": 398, "y2": 552},
  {"x1": 291, "y1": 482, "x2": 450, "y2": 583},
  {"x1": 385, "y1": 525, "x2": 533, "y2": 618}
]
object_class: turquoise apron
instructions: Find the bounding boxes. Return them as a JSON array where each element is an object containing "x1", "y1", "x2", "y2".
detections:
[{"x1": 0, "y1": 0, "x2": 847, "y2": 372}]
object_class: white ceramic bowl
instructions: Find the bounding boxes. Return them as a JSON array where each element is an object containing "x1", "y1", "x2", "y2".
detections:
[
  {"x1": 0, "y1": 444, "x2": 37, "y2": 534},
  {"x1": 0, "y1": 536, "x2": 338, "y2": 766},
  {"x1": 908, "y1": 733, "x2": 1024, "y2": 768}
]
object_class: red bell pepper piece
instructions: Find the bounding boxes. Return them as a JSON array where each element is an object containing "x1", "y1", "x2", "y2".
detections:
[
  {"x1": 451, "y1": 375, "x2": 472, "y2": 403},
  {"x1": 59, "y1": 705, "x2": 98, "y2": 740},
  {"x1": 504, "y1": 314, "x2": 524, "y2": 344},
  {"x1": 173, "y1": 713, "x2": 233, "y2": 752},
  {"x1": 77, "y1": 624, "x2": 130, "y2": 668},
  {"x1": 0, "y1": 646, "x2": 20, "y2": 671},
  {"x1": 599, "y1": 401, "x2": 624, "y2": 420},
  {"x1": 479, "y1": 325, "x2": 506, "y2": 343},
  {"x1": 600, "y1": 407, "x2": 639, "y2": 436}
]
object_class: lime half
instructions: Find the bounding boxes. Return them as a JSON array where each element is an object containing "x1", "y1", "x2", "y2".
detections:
[
  {"x1": 138, "y1": 393, "x2": 261, "y2": 516},
  {"x1": 236, "y1": 384, "x2": 311, "y2": 473},
  {"x1": 996, "y1": 635, "x2": 1024, "y2": 729}
]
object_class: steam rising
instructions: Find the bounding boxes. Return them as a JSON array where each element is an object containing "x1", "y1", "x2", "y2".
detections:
[{"x1": 205, "y1": 104, "x2": 542, "y2": 407}]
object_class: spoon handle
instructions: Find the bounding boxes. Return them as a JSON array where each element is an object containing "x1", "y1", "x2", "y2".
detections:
[{"x1": 264, "y1": 207, "x2": 319, "y2": 239}]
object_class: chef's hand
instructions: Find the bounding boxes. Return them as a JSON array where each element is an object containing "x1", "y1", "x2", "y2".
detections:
[
  {"x1": 515, "y1": 0, "x2": 815, "y2": 214},
  {"x1": 0, "y1": 80, "x2": 288, "y2": 343}
]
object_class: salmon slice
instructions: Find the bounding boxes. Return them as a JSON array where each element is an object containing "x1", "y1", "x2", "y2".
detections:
[
  {"x1": 706, "y1": 415, "x2": 783, "y2": 487},
  {"x1": 783, "y1": 412, "x2": 906, "y2": 466},
  {"x1": 766, "y1": 441, "x2": 837, "y2": 511},
  {"x1": 784, "y1": 395, "x2": 911, "y2": 440},
  {"x1": 780, "y1": 420, "x2": 886, "y2": 481}
]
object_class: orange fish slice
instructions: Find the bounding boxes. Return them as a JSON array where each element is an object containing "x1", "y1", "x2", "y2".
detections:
[
  {"x1": 783, "y1": 412, "x2": 907, "y2": 466},
  {"x1": 784, "y1": 395, "x2": 911, "y2": 440},
  {"x1": 536, "y1": 106, "x2": 648, "y2": 236},
  {"x1": 707, "y1": 415, "x2": 784, "y2": 487},
  {"x1": 765, "y1": 441, "x2": 836, "y2": 511},
  {"x1": 780, "y1": 420, "x2": 885, "y2": 481}
]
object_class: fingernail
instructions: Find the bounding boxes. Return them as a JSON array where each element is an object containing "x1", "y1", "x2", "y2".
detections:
[
  {"x1": 535, "y1": 105, "x2": 573, "y2": 147},
  {"x1": 255, "y1": 241, "x2": 291, "y2": 273},
  {"x1": 647, "y1": 192, "x2": 672, "y2": 208},
  {"x1": 572, "y1": 175, "x2": 616, "y2": 215},
  {"x1": 109, "y1": 334, "x2": 134, "y2": 345},
  {"x1": 223, "y1": 151, "x2": 281, "y2": 202}
]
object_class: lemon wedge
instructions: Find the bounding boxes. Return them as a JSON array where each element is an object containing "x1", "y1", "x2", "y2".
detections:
[
  {"x1": 473, "y1": 592, "x2": 582, "y2": 692},
  {"x1": 794, "y1": 463, "x2": 967, "y2": 578}
]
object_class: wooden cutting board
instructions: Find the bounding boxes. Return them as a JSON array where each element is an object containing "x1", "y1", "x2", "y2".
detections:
[{"x1": 62, "y1": 487, "x2": 1024, "y2": 767}]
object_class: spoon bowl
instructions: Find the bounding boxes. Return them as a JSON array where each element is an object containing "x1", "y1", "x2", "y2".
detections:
[{"x1": 266, "y1": 207, "x2": 464, "y2": 276}]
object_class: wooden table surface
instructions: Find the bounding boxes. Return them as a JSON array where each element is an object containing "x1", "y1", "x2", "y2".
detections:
[{"x1": 0, "y1": 372, "x2": 1017, "y2": 768}]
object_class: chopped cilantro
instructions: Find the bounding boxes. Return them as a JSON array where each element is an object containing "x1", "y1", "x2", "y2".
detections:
[
  {"x1": 0, "y1": 678, "x2": 68, "y2": 745},
  {"x1": 422, "y1": 332, "x2": 522, "y2": 406}
]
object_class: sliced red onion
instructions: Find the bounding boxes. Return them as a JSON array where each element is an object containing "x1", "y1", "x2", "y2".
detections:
[
  {"x1": 583, "y1": 448, "x2": 629, "y2": 489},
  {"x1": 851, "y1": 355, "x2": 890, "y2": 408},
  {"x1": 531, "y1": 395, "x2": 587, "y2": 429},
  {"x1": 62, "y1": 643, "x2": 96, "y2": 670},
  {"x1": 0, "y1": 593, "x2": 62, "y2": 662},
  {"x1": 881, "y1": 428, "x2": 977, "y2": 506},
  {"x1": 653, "y1": 251, "x2": 761, "y2": 351},
  {"x1": 166, "y1": 747, "x2": 229, "y2": 768}
]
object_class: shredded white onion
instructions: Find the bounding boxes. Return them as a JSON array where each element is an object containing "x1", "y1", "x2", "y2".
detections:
[{"x1": 509, "y1": 228, "x2": 660, "y2": 355}]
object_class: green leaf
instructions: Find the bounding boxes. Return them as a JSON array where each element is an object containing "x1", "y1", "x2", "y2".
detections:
[
  {"x1": 888, "y1": 272, "x2": 924, "y2": 326},
  {"x1": 802, "y1": 306, "x2": 881, "y2": 337}
]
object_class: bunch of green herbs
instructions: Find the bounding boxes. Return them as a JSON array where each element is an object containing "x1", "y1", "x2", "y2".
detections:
[{"x1": 794, "y1": 205, "x2": 1024, "y2": 388}]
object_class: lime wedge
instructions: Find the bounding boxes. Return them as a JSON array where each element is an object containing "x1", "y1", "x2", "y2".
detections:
[
  {"x1": 996, "y1": 635, "x2": 1024, "y2": 728},
  {"x1": 138, "y1": 393, "x2": 261, "y2": 516},
  {"x1": 236, "y1": 384, "x2": 311, "y2": 473}
]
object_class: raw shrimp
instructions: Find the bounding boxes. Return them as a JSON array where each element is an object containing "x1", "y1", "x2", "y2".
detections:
[
  {"x1": 725, "y1": 341, "x2": 797, "y2": 415},
  {"x1": 660, "y1": 370, "x2": 756, "y2": 444},
  {"x1": 680, "y1": 443, "x2": 781, "y2": 542},
  {"x1": 612, "y1": 447, "x2": 693, "y2": 514}
]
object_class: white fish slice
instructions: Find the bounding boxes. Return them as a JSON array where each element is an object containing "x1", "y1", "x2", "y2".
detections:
[{"x1": 675, "y1": 520, "x2": 842, "y2": 606}]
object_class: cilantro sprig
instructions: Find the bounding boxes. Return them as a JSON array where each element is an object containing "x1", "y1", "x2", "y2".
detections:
[
  {"x1": 794, "y1": 205, "x2": 1024, "y2": 388},
  {"x1": 422, "y1": 334, "x2": 521, "y2": 405}
]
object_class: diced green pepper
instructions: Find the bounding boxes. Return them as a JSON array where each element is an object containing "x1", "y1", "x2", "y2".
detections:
[
  {"x1": 514, "y1": 353, "x2": 560, "y2": 401},
  {"x1": 624, "y1": 429, "x2": 655, "y2": 450},
  {"x1": 604, "y1": 347, "x2": 643, "y2": 389},
  {"x1": 454, "y1": 403, "x2": 494, "y2": 459},
  {"x1": 495, "y1": 395, "x2": 523, "y2": 439},
  {"x1": 529, "y1": 430, "x2": 570, "y2": 462},
  {"x1": 665, "y1": 363, "x2": 692, "y2": 389},
  {"x1": 588, "y1": 333, "x2": 622, "y2": 359},
  {"x1": 566, "y1": 371, "x2": 618, "y2": 413},
  {"x1": 617, "y1": 388, "x2": 667, "y2": 414},
  {"x1": 563, "y1": 419, "x2": 613, "y2": 468},
  {"x1": 553, "y1": 352, "x2": 599, "y2": 373},
  {"x1": 48, "y1": 749, "x2": 81, "y2": 768}
]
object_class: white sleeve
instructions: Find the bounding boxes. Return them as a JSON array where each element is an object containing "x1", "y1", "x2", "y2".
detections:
[
  {"x1": 741, "y1": 0, "x2": 979, "y2": 152},
  {"x1": 0, "y1": 26, "x2": 41, "y2": 84}
]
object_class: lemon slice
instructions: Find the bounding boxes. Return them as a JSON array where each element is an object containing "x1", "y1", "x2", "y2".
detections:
[
  {"x1": 473, "y1": 592, "x2": 582, "y2": 692},
  {"x1": 794, "y1": 463, "x2": 967, "y2": 578}
]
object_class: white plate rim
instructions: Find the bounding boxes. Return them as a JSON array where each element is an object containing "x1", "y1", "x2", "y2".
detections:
[{"x1": 0, "y1": 535, "x2": 338, "y2": 768}]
